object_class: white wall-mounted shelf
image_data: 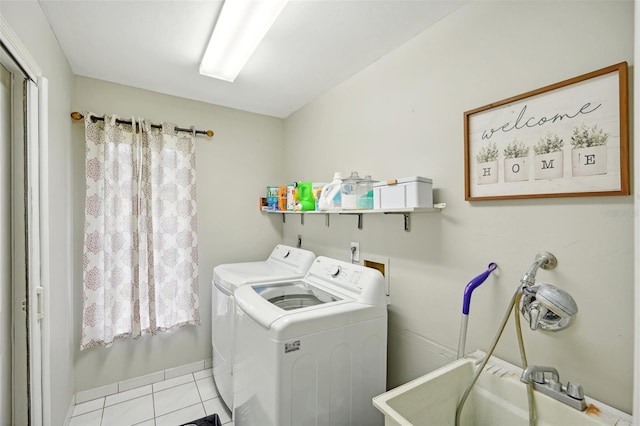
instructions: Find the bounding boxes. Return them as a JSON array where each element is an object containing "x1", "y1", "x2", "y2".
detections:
[{"x1": 262, "y1": 203, "x2": 446, "y2": 232}]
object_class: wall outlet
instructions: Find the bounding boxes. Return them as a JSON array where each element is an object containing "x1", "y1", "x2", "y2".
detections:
[{"x1": 350, "y1": 242, "x2": 360, "y2": 262}]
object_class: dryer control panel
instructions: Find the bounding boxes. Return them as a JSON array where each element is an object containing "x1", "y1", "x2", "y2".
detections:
[{"x1": 306, "y1": 256, "x2": 386, "y2": 306}]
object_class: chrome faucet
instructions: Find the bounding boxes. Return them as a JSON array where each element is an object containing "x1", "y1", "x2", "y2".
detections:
[{"x1": 520, "y1": 365, "x2": 587, "y2": 411}]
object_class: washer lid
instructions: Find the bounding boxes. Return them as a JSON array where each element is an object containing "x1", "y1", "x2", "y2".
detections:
[
  {"x1": 235, "y1": 280, "x2": 349, "y2": 329},
  {"x1": 212, "y1": 245, "x2": 315, "y2": 293},
  {"x1": 235, "y1": 279, "x2": 386, "y2": 340},
  {"x1": 214, "y1": 262, "x2": 304, "y2": 292}
]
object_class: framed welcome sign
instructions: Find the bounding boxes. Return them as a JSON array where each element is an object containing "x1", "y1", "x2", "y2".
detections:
[{"x1": 464, "y1": 62, "x2": 629, "y2": 201}]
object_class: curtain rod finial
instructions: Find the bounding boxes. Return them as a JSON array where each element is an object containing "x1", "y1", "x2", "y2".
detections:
[
  {"x1": 71, "y1": 111, "x2": 84, "y2": 121},
  {"x1": 206, "y1": 130, "x2": 214, "y2": 138}
]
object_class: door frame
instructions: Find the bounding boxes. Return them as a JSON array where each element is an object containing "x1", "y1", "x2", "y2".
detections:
[
  {"x1": 0, "y1": 15, "x2": 50, "y2": 426},
  {"x1": 634, "y1": 3, "x2": 639, "y2": 421}
]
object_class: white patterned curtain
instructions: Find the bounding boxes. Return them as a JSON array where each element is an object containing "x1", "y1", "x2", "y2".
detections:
[{"x1": 81, "y1": 113, "x2": 199, "y2": 350}]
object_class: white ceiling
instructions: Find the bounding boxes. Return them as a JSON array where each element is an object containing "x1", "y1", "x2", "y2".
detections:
[{"x1": 39, "y1": 0, "x2": 467, "y2": 118}]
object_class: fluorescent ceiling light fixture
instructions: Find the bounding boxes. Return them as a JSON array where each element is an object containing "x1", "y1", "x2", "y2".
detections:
[{"x1": 200, "y1": 0, "x2": 289, "y2": 82}]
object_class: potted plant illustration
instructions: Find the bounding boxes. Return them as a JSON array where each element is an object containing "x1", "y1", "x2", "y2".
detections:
[
  {"x1": 503, "y1": 139, "x2": 530, "y2": 182},
  {"x1": 533, "y1": 132, "x2": 564, "y2": 180},
  {"x1": 476, "y1": 141, "x2": 499, "y2": 184},
  {"x1": 570, "y1": 124, "x2": 608, "y2": 177}
]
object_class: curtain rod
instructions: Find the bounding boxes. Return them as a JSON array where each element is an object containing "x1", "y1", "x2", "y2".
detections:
[{"x1": 70, "y1": 112, "x2": 214, "y2": 138}]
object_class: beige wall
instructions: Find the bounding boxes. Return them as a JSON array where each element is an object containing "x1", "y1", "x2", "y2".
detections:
[
  {"x1": 71, "y1": 77, "x2": 285, "y2": 391},
  {"x1": 283, "y1": 1, "x2": 635, "y2": 413},
  {"x1": 1, "y1": 1, "x2": 76, "y2": 424}
]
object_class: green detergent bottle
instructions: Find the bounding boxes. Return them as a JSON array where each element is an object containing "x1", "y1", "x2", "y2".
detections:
[{"x1": 295, "y1": 181, "x2": 316, "y2": 211}]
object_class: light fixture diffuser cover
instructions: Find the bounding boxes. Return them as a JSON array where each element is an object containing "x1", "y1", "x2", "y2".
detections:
[{"x1": 200, "y1": 0, "x2": 290, "y2": 82}]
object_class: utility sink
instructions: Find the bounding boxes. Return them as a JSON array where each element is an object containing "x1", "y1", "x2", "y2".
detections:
[{"x1": 373, "y1": 352, "x2": 631, "y2": 426}]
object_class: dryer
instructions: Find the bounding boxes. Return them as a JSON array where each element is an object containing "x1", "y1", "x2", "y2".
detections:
[
  {"x1": 233, "y1": 256, "x2": 388, "y2": 426},
  {"x1": 212, "y1": 244, "x2": 315, "y2": 411}
]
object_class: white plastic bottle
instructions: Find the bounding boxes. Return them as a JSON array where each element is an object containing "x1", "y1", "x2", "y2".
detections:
[{"x1": 318, "y1": 172, "x2": 343, "y2": 210}]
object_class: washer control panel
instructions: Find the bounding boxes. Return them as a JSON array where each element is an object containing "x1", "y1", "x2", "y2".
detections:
[
  {"x1": 269, "y1": 245, "x2": 316, "y2": 272},
  {"x1": 321, "y1": 262, "x2": 363, "y2": 289},
  {"x1": 306, "y1": 257, "x2": 384, "y2": 306}
]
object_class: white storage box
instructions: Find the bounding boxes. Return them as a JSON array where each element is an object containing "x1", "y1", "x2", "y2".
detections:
[{"x1": 373, "y1": 176, "x2": 433, "y2": 209}]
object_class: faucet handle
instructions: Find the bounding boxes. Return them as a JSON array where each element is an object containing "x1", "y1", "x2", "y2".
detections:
[
  {"x1": 530, "y1": 371, "x2": 545, "y2": 384},
  {"x1": 566, "y1": 382, "x2": 585, "y2": 400},
  {"x1": 547, "y1": 378, "x2": 562, "y2": 392},
  {"x1": 520, "y1": 365, "x2": 560, "y2": 384},
  {"x1": 528, "y1": 302, "x2": 549, "y2": 331},
  {"x1": 528, "y1": 305, "x2": 541, "y2": 330}
]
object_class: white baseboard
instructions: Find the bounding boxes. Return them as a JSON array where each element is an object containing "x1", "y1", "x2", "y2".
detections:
[{"x1": 72, "y1": 358, "x2": 213, "y2": 405}]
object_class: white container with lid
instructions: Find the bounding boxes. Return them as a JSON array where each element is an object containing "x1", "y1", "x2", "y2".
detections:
[
  {"x1": 341, "y1": 171, "x2": 363, "y2": 210},
  {"x1": 373, "y1": 176, "x2": 433, "y2": 209},
  {"x1": 357, "y1": 175, "x2": 376, "y2": 210}
]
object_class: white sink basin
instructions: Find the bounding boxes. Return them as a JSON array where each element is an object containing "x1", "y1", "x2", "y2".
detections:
[{"x1": 373, "y1": 352, "x2": 631, "y2": 426}]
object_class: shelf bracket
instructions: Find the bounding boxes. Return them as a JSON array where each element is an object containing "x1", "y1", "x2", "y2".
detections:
[
  {"x1": 384, "y1": 212, "x2": 411, "y2": 232},
  {"x1": 338, "y1": 212, "x2": 363, "y2": 230},
  {"x1": 282, "y1": 213, "x2": 286, "y2": 223},
  {"x1": 403, "y1": 213, "x2": 410, "y2": 232},
  {"x1": 301, "y1": 213, "x2": 304, "y2": 226},
  {"x1": 325, "y1": 214, "x2": 330, "y2": 227}
]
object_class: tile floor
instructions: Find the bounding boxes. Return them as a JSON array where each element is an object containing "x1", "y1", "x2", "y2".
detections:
[{"x1": 69, "y1": 368, "x2": 233, "y2": 426}]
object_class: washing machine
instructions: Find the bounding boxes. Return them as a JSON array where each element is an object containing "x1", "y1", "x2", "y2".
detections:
[
  {"x1": 232, "y1": 256, "x2": 388, "y2": 426},
  {"x1": 212, "y1": 244, "x2": 316, "y2": 411}
]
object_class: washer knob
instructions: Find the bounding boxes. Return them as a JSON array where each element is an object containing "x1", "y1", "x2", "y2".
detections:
[{"x1": 329, "y1": 265, "x2": 341, "y2": 277}]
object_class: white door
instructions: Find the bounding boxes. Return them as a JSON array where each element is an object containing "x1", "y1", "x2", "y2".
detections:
[
  {"x1": 0, "y1": 61, "x2": 13, "y2": 426},
  {"x1": 25, "y1": 77, "x2": 44, "y2": 426},
  {"x1": 0, "y1": 44, "x2": 43, "y2": 425}
]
